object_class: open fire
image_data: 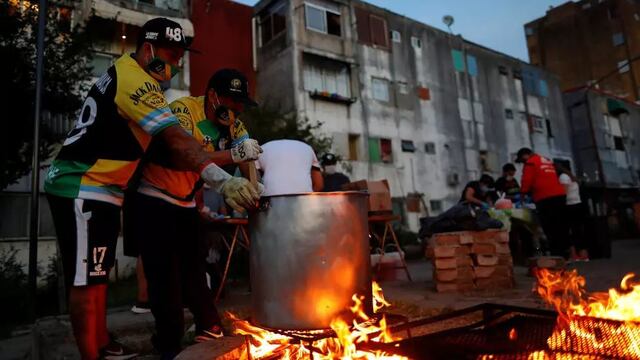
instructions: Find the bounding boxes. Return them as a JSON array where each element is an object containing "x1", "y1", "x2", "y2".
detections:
[
  {"x1": 533, "y1": 268, "x2": 640, "y2": 359},
  {"x1": 227, "y1": 282, "x2": 407, "y2": 360}
]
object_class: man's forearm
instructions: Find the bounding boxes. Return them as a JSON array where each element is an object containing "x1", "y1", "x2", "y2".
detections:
[{"x1": 159, "y1": 125, "x2": 234, "y2": 171}]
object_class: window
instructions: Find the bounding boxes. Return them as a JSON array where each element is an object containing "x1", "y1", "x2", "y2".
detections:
[
  {"x1": 260, "y1": 2, "x2": 286, "y2": 45},
  {"x1": 348, "y1": 134, "x2": 359, "y2": 160},
  {"x1": 401, "y1": 140, "x2": 416, "y2": 152},
  {"x1": 369, "y1": 14, "x2": 388, "y2": 47},
  {"x1": 380, "y1": 138, "x2": 392, "y2": 163},
  {"x1": 531, "y1": 115, "x2": 545, "y2": 133},
  {"x1": 391, "y1": 30, "x2": 401, "y2": 43},
  {"x1": 451, "y1": 50, "x2": 465, "y2": 72},
  {"x1": 430, "y1": 200, "x2": 443, "y2": 213},
  {"x1": 498, "y1": 65, "x2": 508, "y2": 75},
  {"x1": 425, "y1": 142, "x2": 436, "y2": 154},
  {"x1": 397, "y1": 82, "x2": 409, "y2": 95},
  {"x1": 613, "y1": 33, "x2": 625, "y2": 46},
  {"x1": 546, "y1": 118, "x2": 554, "y2": 138},
  {"x1": 538, "y1": 79, "x2": 549, "y2": 97},
  {"x1": 303, "y1": 54, "x2": 350, "y2": 97},
  {"x1": 525, "y1": 27, "x2": 534, "y2": 36},
  {"x1": 371, "y1": 78, "x2": 390, "y2": 102},
  {"x1": 513, "y1": 69, "x2": 523, "y2": 79},
  {"x1": 618, "y1": 60, "x2": 630, "y2": 74},
  {"x1": 305, "y1": 3, "x2": 341, "y2": 36},
  {"x1": 505, "y1": 109, "x2": 514, "y2": 119},
  {"x1": 411, "y1": 36, "x2": 421, "y2": 49},
  {"x1": 368, "y1": 138, "x2": 392, "y2": 163},
  {"x1": 466, "y1": 55, "x2": 478, "y2": 76},
  {"x1": 614, "y1": 136, "x2": 625, "y2": 151},
  {"x1": 355, "y1": 7, "x2": 389, "y2": 48}
]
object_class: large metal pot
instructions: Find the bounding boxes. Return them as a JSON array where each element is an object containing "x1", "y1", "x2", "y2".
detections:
[{"x1": 249, "y1": 191, "x2": 372, "y2": 330}]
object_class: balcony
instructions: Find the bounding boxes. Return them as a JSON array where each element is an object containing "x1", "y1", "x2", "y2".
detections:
[{"x1": 100, "y1": 0, "x2": 186, "y2": 19}]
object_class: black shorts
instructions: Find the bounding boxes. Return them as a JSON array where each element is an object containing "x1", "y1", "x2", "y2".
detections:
[{"x1": 47, "y1": 194, "x2": 120, "y2": 288}]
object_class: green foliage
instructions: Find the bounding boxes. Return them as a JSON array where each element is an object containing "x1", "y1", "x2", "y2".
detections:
[
  {"x1": 0, "y1": 247, "x2": 28, "y2": 338},
  {"x1": 241, "y1": 106, "x2": 333, "y2": 155},
  {"x1": 0, "y1": 1, "x2": 93, "y2": 189}
]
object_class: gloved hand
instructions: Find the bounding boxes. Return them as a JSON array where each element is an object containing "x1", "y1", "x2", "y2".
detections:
[
  {"x1": 220, "y1": 177, "x2": 264, "y2": 213},
  {"x1": 231, "y1": 139, "x2": 262, "y2": 163},
  {"x1": 201, "y1": 162, "x2": 232, "y2": 191}
]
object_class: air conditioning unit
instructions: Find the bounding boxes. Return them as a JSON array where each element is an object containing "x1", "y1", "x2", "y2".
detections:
[{"x1": 447, "y1": 172, "x2": 460, "y2": 186}]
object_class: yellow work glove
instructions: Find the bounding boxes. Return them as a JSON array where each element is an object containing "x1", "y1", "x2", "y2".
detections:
[{"x1": 220, "y1": 177, "x2": 264, "y2": 213}]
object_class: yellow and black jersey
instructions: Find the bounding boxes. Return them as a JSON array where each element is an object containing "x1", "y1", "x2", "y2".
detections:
[
  {"x1": 137, "y1": 96, "x2": 249, "y2": 207},
  {"x1": 44, "y1": 54, "x2": 179, "y2": 206}
]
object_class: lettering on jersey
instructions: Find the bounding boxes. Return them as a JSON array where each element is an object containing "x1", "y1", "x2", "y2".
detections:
[
  {"x1": 175, "y1": 113, "x2": 193, "y2": 133},
  {"x1": 129, "y1": 82, "x2": 164, "y2": 105},
  {"x1": 95, "y1": 73, "x2": 113, "y2": 94},
  {"x1": 142, "y1": 92, "x2": 168, "y2": 108}
]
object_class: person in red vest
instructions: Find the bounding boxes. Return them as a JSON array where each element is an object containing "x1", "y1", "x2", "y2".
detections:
[{"x1": 516, "y1": 147, "x2": 569, "y2": 258}]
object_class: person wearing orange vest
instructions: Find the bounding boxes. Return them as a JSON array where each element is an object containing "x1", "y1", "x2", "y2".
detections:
[
  {"x1": 516, "y1": 147, "x2": 569, "y2": 258},
  {"x1": 124, "y1": 69, "x2": 260, "y2": 358}
]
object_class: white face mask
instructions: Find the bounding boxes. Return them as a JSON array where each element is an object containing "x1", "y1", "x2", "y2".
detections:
[{"x1": 324, "y1": 165, "x2": 337, "y2": 175}]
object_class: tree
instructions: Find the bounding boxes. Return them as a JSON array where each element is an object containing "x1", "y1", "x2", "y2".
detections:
[
  {"x1": 241, "y1": 106, "x2": 333, "y2": 156},
  {"x1": 0, "y1": 0, "x2": 93, "y2": 189}
]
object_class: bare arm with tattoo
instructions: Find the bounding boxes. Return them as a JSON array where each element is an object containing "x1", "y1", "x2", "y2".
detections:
[{"x1": 159, "y1": 125, "x2": 233, "y2": 171}]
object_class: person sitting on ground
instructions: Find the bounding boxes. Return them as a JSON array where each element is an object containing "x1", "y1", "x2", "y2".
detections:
[
  {"x1": 256, "y1": 139, "x2": 323, "y2": 196},
  {"x1": 495, "y1": 163, "x2": 521, "y2": 200},
  {"x1": 460, "y1": 174, "x2": 496, "y2": 209},
  {"x1": 320, "y1": 153, "x2": 351, "y2": 192}
]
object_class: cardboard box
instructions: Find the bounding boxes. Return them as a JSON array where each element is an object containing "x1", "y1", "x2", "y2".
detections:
[{"x1": 342, "y1": 179, "x2": 392, "y2": 212}]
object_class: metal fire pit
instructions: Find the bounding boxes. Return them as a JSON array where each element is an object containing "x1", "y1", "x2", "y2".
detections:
[{"x1": 362, "y1": 303, "x2": 640, "y2": 360}]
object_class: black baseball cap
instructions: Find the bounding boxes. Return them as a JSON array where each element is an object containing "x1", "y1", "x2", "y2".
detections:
[
  {"x1": 137, "y1": 17, "x2": 197, "y2": 52},
  {"x1": 321, "y1": 153, "x2": 338, "y2": 166},
  {"x1": 208, "y1": 69, "x2": 257, "y2": 106}
]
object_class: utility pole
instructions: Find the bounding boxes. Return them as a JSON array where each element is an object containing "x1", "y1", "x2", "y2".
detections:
[{"x1": 29, "y1": 0, "x2": 48, "y2": 321}]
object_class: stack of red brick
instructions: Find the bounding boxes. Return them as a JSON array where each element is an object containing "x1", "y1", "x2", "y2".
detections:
[{"x1": 426, "y1": 229, "x2": 514, "y2": 292}]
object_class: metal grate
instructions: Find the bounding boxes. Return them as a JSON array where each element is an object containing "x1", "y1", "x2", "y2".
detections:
[{"x1": 382, "y1": 304, "x2": 640, "y2": 360}]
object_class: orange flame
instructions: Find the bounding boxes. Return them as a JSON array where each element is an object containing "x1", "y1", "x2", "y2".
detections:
[
  {"x1": 535, "y1": 269, "x2": 640, "y2": 358},
  {"x1": 228, "y1": 281, "x2": 407, "y2": 359}
]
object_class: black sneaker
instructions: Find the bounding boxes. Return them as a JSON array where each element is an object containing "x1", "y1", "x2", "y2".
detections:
[
  {"x1": 194, "y1": 325, "x2": 224, "y2": 342},
  {"x1": 99, "y1": 340, "x2": 138, "y2": 360}
]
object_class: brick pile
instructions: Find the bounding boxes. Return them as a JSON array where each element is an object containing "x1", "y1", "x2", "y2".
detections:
[{"x1": 426, "y1": 229, "x2": 514, "y2": 292}]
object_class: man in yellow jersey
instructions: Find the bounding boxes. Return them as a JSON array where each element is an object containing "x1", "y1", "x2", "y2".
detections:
[
  {"x1": 124, "y1": 69, "x2": 256, "y2": 357},
  {"x1": 44, "y1": 18, "x2": 262, "y2": 360}
]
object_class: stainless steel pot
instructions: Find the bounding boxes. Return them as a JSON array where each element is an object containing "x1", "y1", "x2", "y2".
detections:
[{"x1": 249, "y1": 191, "x2": 372, "y2": 330}]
